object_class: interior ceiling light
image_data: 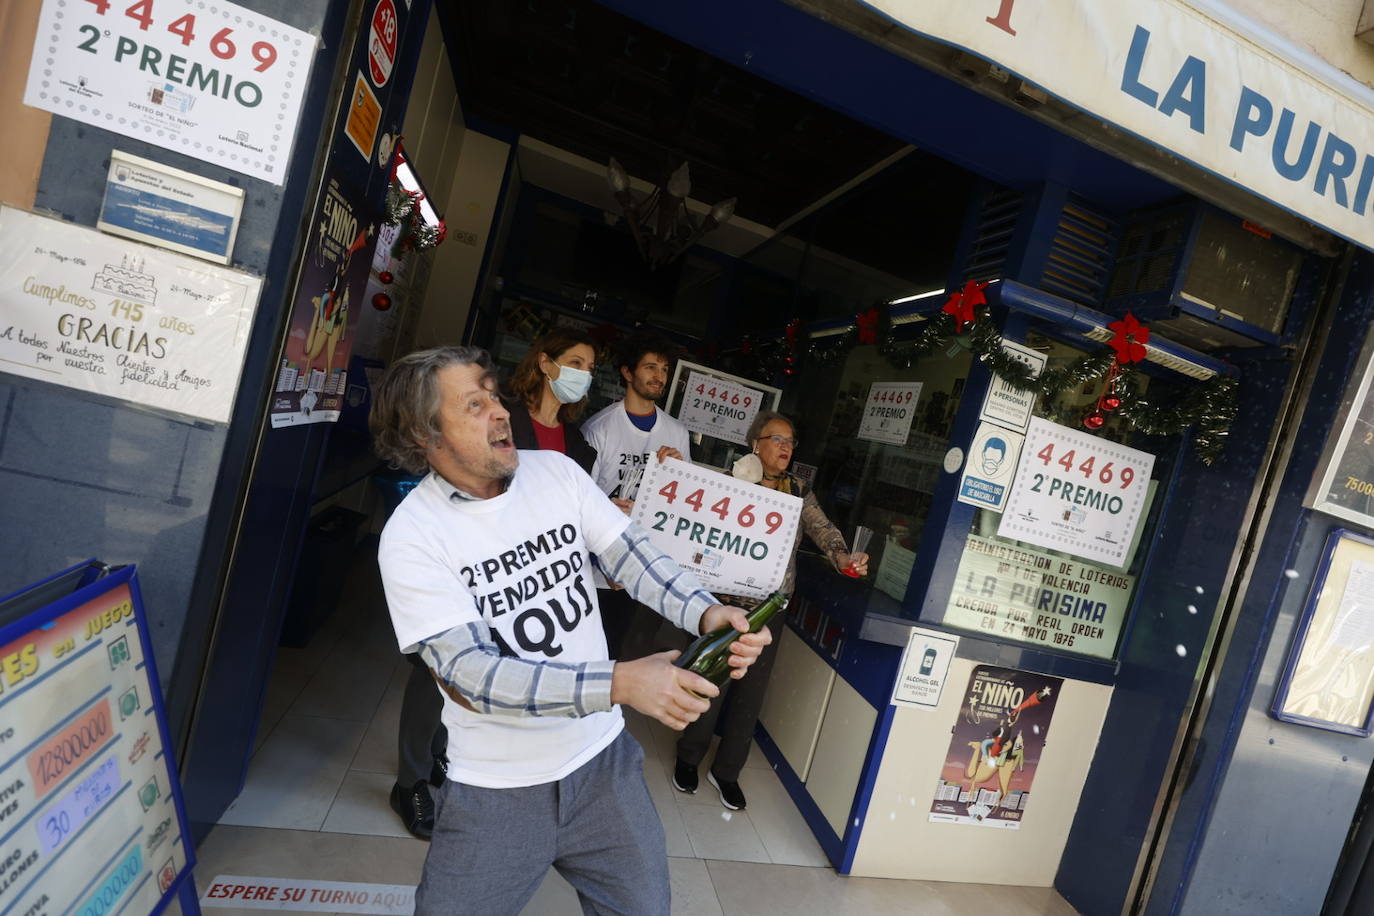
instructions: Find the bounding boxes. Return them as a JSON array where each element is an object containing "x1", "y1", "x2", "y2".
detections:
[
  {"x1": 889, "y1": 288, "x2": 944, "y2": 305},
  {"x1": 606, "y1": 158, "x2": 735, "y2": 269},
  {"x1": 394, "y1": 158, "x2": 442, "y2": 228}
]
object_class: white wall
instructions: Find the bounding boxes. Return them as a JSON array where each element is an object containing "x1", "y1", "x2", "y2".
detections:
[
  {"x1": 1219, "y1": 0, "x2": 1374, "y2": 88},
  {"x1": 849, "y1": 657, "x2": 1112, "y2": 883},
  {"x1": 411, "y1": 132, "x2": 512, "y2": 347}
]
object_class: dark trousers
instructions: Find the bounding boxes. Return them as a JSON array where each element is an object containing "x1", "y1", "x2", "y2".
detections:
[
  {"x1": 416, "y1": 731, "x2": 668, "y2": 916},
  {"x1": 675, "y1": 621, "x2": 781, "y2": 781},
  {"x1": 398, "y1": 652, "x2": 447, "y2": 785}
]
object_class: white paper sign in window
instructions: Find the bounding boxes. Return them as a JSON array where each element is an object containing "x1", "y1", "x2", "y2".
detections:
[
  {"x1": 997, "y1": 417, "x2": 1155, "y2": 568},
  {"x1": 858, "y1": 381, "x2": 922, "y2": 446}
]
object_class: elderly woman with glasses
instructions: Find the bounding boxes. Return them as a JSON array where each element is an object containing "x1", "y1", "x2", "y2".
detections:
[{"x1": 670, "y1": 410, "x2": 868, "y2": 811}]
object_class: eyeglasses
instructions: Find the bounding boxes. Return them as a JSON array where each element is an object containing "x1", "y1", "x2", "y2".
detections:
[{"x1": 757, "y1": 435, "x2": 799, "y2": 448}]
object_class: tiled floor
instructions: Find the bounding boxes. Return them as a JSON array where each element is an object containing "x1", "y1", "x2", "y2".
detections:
[{"x1": 186, "y1": 552, "x2": 1079, "y2": 916}]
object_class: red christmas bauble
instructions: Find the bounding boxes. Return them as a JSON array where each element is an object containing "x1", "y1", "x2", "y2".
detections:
[
  {"x1": 378, "y1": 270, "x2": 394, "y2": 285},
  {"x1": 1101, "y1": 395, "x2": 1121, "y2": 412},
  {"x1": 1083, "y1": 411, "x2": 1106, "y2": 430},
  {"x1": 372, "y1": 292, "x2": 393, "y2": 311}
]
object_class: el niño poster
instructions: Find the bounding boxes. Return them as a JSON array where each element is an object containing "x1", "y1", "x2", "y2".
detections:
[{"x1": 929, "y1": 665, "x2": 1062, "y2": 829}]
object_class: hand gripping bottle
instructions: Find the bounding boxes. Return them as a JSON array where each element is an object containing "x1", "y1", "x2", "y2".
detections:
[{"x1": 673, "y1": 592, "x2": 788, "y2": 696}]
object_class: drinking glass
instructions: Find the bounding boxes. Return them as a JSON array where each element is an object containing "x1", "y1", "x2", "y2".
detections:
[{"x1": 844, "y1": 525, "x2": 874, "y2": 577}]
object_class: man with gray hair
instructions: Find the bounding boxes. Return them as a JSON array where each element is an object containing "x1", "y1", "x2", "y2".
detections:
[{"x1": 370, "y1": 345, "x2": 771, "y2": 915}]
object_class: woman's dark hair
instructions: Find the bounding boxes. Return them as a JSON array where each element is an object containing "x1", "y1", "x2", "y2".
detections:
[{"x1": 507, "y1": 326, "x2": 599, "y2": 424}]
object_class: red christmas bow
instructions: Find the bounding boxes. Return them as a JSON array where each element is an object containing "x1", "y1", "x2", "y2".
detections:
[
  {"x1": 942, "y1": 280, "x2": 989, "y2": 332},
  {"x1": 856, "y1": 307, "x2": 880, "y2": 345},
  {"x1": 1107, "y1": 312, "x2": 1150, "y2": 364}
]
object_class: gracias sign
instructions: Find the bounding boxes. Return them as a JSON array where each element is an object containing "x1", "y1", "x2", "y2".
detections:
[{"x1": 864, "y1": 0, "x2": 1374, "y2": 250}]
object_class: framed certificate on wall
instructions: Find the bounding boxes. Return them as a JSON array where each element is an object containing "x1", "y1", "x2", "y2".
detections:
[
  {"x1": 1273, "y1": 529, "x2": 1374, "y2": 736},
  {"x1": 1308, "y1": 329, "x2": 1374, "y2": 528}
]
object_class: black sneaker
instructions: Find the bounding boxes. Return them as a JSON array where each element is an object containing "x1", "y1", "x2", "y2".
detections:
[
  {"x1": 708, "y1": 771, "x2": 746, "y2": 810},
  {"x1": 390, "y1": 779, "x2": 435, "y2": 840},
  {"x1": 672, "y1": 759, "x2": 698, "y2": 794}
]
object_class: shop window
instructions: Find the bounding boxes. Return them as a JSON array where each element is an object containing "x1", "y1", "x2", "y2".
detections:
[
  {"x1": 788, "y1": 342, "x2": 974, "y2": 610},
  {"x1": 937, "y1": 331, "x2": 1167, "y2": 660}
]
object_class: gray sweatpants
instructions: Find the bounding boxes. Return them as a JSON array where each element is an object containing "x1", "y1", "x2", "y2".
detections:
[{"x1": 415, "y1": 729, "x2": 669, "y2": 916}]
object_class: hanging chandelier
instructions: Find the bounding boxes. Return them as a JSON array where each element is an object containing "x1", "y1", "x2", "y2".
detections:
[{"x1": 606, "y1": 158, "x2": 736, "y2": 270}]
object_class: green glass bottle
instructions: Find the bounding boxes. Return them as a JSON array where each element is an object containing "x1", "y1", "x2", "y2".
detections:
[{"x1": 674, "y1": 592, "x2": 789, "y2": 696}]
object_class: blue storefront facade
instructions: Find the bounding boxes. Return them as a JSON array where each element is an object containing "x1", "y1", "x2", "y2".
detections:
[{"x1": 6, "y1": 1, "x2": 1374, "y2": 913}]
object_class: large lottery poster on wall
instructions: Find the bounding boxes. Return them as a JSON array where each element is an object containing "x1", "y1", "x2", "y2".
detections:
[
  {"x1": 23, "y1": 0, "x2": 316, "y2": 185},
  {"x1": 929, "y1": 665, "x2": 1062, "y2": 829},
  {"x1": 269, "y1": 174, "x2": 377, "y2": 427}
]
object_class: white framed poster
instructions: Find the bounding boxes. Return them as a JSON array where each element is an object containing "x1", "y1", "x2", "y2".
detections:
[
  {"x1": 997, "y1": 417, "x2": 1155, "y2": 568},
  {"x1": 630, "y1": 458, "x2": 801, "y2": 600},
  {"x1": 24, "y1": 0, "x2": 317, "y2": 186},
  {"x1": 98, "y1": 151, "x2": 244, "y2": 264},
  {"x1": 0, "y1": 205, "x2": 261, "y2": 423},
  {"x1": 1308, "y1": 329, "x2": 1374, "y2": 528},
  {"x1": 858, "y1": 381, "x2": 922, "y2": 445},
  {"x1": 979, "y1": 340, "x2": 1047, "y2": 432},
  {"x1": 669, "y1": 360, "x2": 779, "y2": 447}
]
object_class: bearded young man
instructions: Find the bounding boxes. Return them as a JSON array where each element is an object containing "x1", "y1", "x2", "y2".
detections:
[{"x1": 580, "y1": 332, "x2": 694, "y2": 656}]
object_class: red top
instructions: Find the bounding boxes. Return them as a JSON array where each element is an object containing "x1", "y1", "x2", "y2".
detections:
[{"x1": 531, "y1": 419, "x2": 566, "y2": 453}]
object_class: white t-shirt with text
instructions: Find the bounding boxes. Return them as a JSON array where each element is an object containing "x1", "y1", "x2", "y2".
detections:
[
  {"x1": 582, "y1": 401, "x2": 693, "y2": 499},
  {"x1": 379, "y1": 450, "x2": 631, "y2": 788}
]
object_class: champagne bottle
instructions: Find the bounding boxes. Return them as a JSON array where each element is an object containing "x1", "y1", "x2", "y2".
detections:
[{"x1": 674, "y1": 592, "x2": 789, "y2": 696}]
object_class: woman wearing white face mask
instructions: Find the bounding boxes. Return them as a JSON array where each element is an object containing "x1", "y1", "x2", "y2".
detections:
[{"x1": 505, "y1": 326, "x2": 599, "y2": 473}]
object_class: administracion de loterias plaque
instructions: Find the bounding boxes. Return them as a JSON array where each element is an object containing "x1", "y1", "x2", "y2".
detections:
[{"x1": 0, "y1": 206, "x2": 262, "y2": 424}]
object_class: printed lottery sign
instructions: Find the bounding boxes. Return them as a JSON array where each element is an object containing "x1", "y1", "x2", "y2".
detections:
[
  {"x1": 0, "y1": 567, "x2": 194, "y2": 916},
  {"x1": 998, "y1": 417, "x2": 1155, "y2": 568},
  {"x1": 858, "y1": 381, "x2": 922, "y2": 445},
  {"x1": 631, "y1": 459, "x2": 802, "y2": 600},
  {"x1": 678, "y1": 369, "x2": 766, "y2": 446},
  {"x1": 24, "y1": 0, "x2": 316, "y2": 185}
]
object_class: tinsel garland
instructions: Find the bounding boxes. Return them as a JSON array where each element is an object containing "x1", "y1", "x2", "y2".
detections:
[
  {"x1": 745, "y1": 305, "x2": 1239, "y2": 464},
  {"x1": 383, "y1": 181, "x2": 447, "y2": 254}
]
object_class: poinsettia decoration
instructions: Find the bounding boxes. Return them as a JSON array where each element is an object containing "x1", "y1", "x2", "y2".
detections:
[
  {"x1": 942, "y1": 280, "x2": 989, "y2": 333},
  {"x1": 1108, "y1": 312, "x2": 1150, "y2": 364},
  {"x1": 856, "y1": 307, "x2": 881, "y2": 345}
]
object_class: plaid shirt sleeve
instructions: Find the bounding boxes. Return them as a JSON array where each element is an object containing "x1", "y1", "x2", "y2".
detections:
[
  {"x1": 417, "y1": 522, "x2": 713, "y2": 717},
  {"x1": 593, "y1": 521, "x2": 717, "y2": 632},
  {"x1": 418, "y1": 624, "x2": 617, "y2": 718}
]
